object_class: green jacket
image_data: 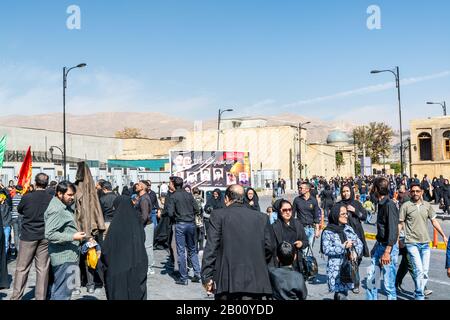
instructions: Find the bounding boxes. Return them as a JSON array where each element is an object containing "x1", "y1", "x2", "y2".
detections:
[{"x1": 44, "y1": 197, "x2": 80, "y2": 266}]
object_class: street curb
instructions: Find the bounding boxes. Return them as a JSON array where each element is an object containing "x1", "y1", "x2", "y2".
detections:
[{"x1": 364, "y1": 232, "x2": 447, "y2": 251}]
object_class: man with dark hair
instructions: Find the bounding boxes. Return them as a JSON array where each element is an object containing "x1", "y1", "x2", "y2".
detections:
[
  {"x1": 99, "y1": 181, "x2": 117, "y2": 237},
  {"x1": 293, "y1": 182, "x2": 321, "y2": 256},
  {"x1": 398, "y1": 182, "x2": 447, "y2": 300},
  {"x1": 166, "y1": 176, "x2": 201, "y2": 285},
  {"x1": 269, "y1": 242, "x2": 308, "y2": 300},
  {"x1": 213, "y1": 169, "x2": 225, "y2": 186},
  {"x1": 366, "y1": 177, "x2": 400, "y2": 300},
  {"x1": 11, "y1": 174, "x2": 53, "y2": 300},
  {"x1": 44, "y1": 181, "x2": 86, "y2": 300},
  {"x1": 135, "y1": 180, "x2": 155, "y2": 275},
  {"x1": 201, "y1": 184, "x2": 273, "y2": 300}
]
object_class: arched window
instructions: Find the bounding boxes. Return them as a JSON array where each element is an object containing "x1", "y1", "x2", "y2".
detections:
[
  {"x1": 443, "y1": 131, "x2": 450, "y2": 160},
  {"x1": 418, "y1": 132, "x2": 432, "y2": 161}
]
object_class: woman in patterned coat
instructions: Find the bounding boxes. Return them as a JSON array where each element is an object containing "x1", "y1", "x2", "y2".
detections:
[{"x1": 320, "y1": 203, "x2": 363, "y2": 300}]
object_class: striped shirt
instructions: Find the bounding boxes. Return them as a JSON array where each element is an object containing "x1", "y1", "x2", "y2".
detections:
[{"x1": 11, "y1": 194, "x2": 22, "y2": 219}]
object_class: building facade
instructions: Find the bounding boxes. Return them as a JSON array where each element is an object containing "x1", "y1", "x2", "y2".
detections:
[{"x1": 410, "y1": 116, "x2": 450, "y2": 177}]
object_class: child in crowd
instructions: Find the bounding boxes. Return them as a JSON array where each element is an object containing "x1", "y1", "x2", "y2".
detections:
[{"x1": 268, "y1": 242, "x2": 308, "y2": 300}]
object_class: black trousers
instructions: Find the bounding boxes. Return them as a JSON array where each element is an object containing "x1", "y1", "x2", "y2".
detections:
[{"x1": 395, "y1": 246, "x2": 414, "y2": 287}]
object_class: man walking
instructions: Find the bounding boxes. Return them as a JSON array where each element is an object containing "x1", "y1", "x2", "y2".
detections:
[
  {"x1": 201, "y1": 184, "x2": 273, "y2": 299},
  {"x1": 45, "y1": 181, "x2": 86, "y2": 300},
  {"x1": 398, "y1": 183, "x2": 447, "y2": 300},
  {"x1": 11, "y1": 174, "x2": 53, "y2": 300},
  {"x1": 366, "y1": 177, "x2": 399, "y2": 300},
  {"x1": 99, "y1": 181, "x2": 117, "y2": 238},
  {"x1": 166, "y1": 176, "x2": 201, "y2": 285},
  {"x1": 293, "y1": 182, "x2": 321, "y2": 252},
  {"x1": 135, "y1": 180, "x2": 155, "y2": 275}
]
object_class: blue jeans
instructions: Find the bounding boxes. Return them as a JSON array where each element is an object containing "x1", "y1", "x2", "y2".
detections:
[
  {"x1": 50, "y1": 262, "x2": 78, "y2": 300},
  {"x1": 151, "y1": 209, "x2": 158, "y2": 228},
  {"x1": 144, "y1": 223, "x2": 154, "y2": 268},
  {"x1": 366, "y1": 242, "x2": 399, "y2": 300},
  {"x1": 11, "y1": 216, "x2": 22, "y2": 252},
  {"x1": 3, "y1": 226, "x2": 11, "y2": 254},
  {"x1": 406, "y1": 243, "x2": 430, "y2": 300},
  {"x1": 303, "y1": 226, "x2": 315, "y2": 255},
  {"x1": 175, "y1": 222, "x2": 201, "y2": 282}
]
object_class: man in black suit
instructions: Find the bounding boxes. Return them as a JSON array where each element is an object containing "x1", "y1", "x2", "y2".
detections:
[{"x1": 201, "y1": 184, "x2": 273, "y2": 300}]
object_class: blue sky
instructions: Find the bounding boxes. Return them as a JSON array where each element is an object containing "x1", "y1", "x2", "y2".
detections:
[{"x1": 0, "y1": 0, "x2": 449, "y2": 128}]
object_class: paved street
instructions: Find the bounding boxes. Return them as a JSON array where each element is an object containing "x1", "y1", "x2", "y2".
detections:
[{"x1": 1, "y1": 191, "x2": 449, "y2": 301}]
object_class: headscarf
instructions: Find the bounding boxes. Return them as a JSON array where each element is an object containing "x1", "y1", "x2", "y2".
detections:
[
  {"x1": 122, "y1": 186, "x2": 131, "y2": 196},
  {"x1": 244, "y1": 187, "x2": 260, "y2": 211},
  {"x1": 74, "y1": 162, "x2": 106, "y2": 237},
  {"x1": 102, "y1": 196, "x2": 148, "y2": 300},
  {"x1": 320, "y1": 203, "x2": 347, "y2": 254},
  {"x1": 276, "y1": 199, "x2": 293, "y2": 221},
  {"x1": 205, "y1": 188, "x2": 225, "y2": 211},
  {"x1": 340, "y1": 184, "x2": 355, "y2": 205},
  {"x1": 272, "y1": 198, "x2": 284, "y2": 213}
]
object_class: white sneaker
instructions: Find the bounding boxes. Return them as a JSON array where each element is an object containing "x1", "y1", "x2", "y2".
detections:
[
  {"x1": 147, "y1": 268, "x2": 155, "y2": 275},
  {"x1": 424, "y1": 289, "x2": 433, "y2": 296},
  {"x1": 72, "y1": 289, "x2": 82, "y2": 295}
]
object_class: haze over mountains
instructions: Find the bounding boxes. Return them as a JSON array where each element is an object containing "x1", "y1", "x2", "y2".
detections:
[{"x1": 0, "y1": 112, "x2": 359, "y2": 143}]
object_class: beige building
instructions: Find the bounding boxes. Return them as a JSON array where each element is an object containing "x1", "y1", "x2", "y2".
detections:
[
  {"x1": 178, "y1": 119, "x2": 306, "y2": 189},
  {"x1": 178, "y1": 119, "x2": 356, "y2": 188},
  {"x1": 410, "y1": 116, "x2": 450, "y2": 177}
]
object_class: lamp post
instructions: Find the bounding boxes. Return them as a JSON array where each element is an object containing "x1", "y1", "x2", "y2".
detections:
[
  {"x1": 217, "y1": 108, "x2": 233, "y2": 150},
  {"x1": 63, "y1": 63, "x2": 87, "y2": 180},
  {"x1": 371, "y1": 66, "x2": 403, "y2": 175},
  {"x1": 427, "y1": 101, "x2": 447, "y2": 116},
  {"x1": 298, "y1": 121, "x2": 311, "y2": 180}
]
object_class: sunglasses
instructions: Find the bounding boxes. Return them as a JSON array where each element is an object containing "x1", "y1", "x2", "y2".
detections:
[
  {"x1": 281, "y1": 208, "x2": 292, "y2": 213},
  {"x1": 339, "y1": 212, "x2": 349, "y2": 216}
]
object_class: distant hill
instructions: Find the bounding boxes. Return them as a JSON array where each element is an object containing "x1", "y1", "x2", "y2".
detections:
[{"x1": 0, "y1": 112, "x2": 358, "y2": 143}]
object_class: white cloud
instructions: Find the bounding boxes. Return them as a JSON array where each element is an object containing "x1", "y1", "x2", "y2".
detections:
[
  {"x1": 0, "y1": 62, "x2": 214, "y2": 117},
  {"x1": 282, "y1": 71, "x2": 450, "y2": 109}
]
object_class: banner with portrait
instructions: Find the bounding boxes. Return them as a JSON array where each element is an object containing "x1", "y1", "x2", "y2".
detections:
[{"x1": 169, "y1": 150, "x2": 251, "y2": 189}]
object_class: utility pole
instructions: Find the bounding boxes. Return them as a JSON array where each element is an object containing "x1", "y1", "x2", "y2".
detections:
[{"x1": 362, "y1": 143, "x2": 366, "y2": 176}]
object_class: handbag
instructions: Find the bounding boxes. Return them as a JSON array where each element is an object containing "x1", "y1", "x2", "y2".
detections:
[
  {"x1": 340, "y1": 248, "x2": 358, "y2": 284},
  {"x1": 302, "y1": 239, "x2": 318, "y2": 279}
]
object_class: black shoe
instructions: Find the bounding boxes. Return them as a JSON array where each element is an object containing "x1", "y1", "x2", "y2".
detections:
[
  {"x1": 191, "y1": 276, "x2": 201, "y2": 283},
  {"x1": 396, "y1": 285, "x2": 406, "y2": 294},
  {"x1": 175, "y1": 279, "x2": 188, "y2": 285}
]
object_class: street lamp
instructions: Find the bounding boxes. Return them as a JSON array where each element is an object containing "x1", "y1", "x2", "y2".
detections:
[
  {"x1": 63, "y1": 63, "x2": 87, "y2": 180},
  {"x1": 298, "y1": 121, "x2": 311, "y2": 180},
  {"x1": 371, "y1": 66, "x2": 404, "y2": 175},
  {"x1": 217, "y1": 108, "x2": 233, "y2": 150},
  {"x1": 427, "y1": 101, "x2": 447, "y2": 116}
]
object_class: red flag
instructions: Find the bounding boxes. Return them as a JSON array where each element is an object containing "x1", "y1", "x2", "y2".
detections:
[{"x1": 18, "y1": 146, "x2": 33, "y2": 193}]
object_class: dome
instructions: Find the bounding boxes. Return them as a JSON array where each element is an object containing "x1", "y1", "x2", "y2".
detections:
[{"x1": 327, "y1": 130, "x2": 350, "y2": 145}]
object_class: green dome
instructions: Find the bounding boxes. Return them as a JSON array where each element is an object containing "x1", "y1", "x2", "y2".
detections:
[{"x1": 327, "y1": 131, "x2": 350, "y2": 144}]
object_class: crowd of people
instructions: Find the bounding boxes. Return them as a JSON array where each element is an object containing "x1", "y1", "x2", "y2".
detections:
[{"x1": 0, "y1": 171, "x2": 449, "y2": 301}]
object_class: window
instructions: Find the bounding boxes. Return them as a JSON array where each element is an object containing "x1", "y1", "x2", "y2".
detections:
[
  {"x1": 443, "y1": 131, "x2": 450, "y2": 160},
  {"x1": 418, "y1": 132, "x2": 432, "y2": 161}
]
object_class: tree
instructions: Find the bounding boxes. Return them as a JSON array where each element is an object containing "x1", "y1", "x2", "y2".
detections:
[
  {"x1": 336, "y1": 152, "x2": 345, "y2": 168},
  {"x1": 115, "y1": 127, "x2": 145, "y2": 139},
  {"x1": 353, "y1": 122, "x2": 393, "y2": 163}
]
